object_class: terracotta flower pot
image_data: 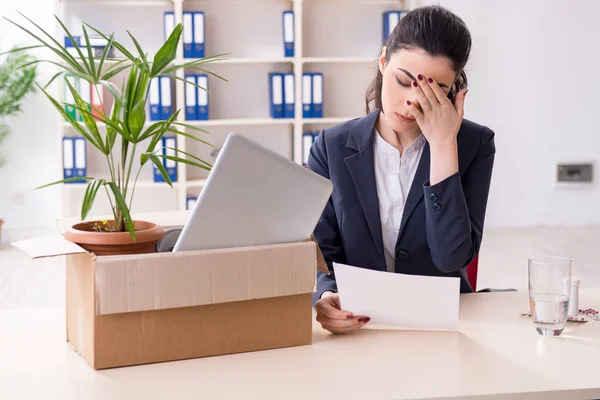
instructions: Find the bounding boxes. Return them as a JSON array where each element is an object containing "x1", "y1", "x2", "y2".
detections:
[{"x1": 63, "y1": 220, "x2": 165, "y2": 256}]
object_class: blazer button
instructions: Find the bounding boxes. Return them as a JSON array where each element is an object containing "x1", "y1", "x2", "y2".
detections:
[
  {"x1": 433, "y1": 203, "x2": 442, "y2": 211},
  {"x1": 429, "y1": 193, "x2": 438, "y2": 201},
  {"x1": 398, "y1": 250, "x2": 409, "y2": 260}
]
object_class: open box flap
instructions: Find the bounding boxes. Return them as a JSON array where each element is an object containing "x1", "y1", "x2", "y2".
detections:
[
  {"x1": 94, "y1": 241, "x2": 318, "y2": 315},
  {"x1": 11, "y1": 235, "x2": 88, "y2": 259}
]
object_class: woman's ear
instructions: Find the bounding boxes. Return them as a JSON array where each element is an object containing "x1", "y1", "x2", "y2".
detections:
[{"x1": 378, "y1": 46, "x2": 387, "y2": 74}]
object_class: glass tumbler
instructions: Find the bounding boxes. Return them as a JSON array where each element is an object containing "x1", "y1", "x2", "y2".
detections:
[{"x1": 528, "y1": 256, "x2": 571, "y2": 337}]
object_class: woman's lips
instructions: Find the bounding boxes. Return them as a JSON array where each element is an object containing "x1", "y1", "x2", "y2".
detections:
[{"x1": 395, "y1": 112, "x2": 415, "y2": 123}]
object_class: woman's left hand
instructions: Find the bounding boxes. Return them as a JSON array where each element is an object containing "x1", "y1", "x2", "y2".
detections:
[{"x1": 405, "y1": 75, "x2": 467, "y2": 147}]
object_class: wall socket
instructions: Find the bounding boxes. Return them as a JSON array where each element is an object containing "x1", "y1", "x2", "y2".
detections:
[{"x1": 557, "y1": 163, "x2": 593, "y2": 183}]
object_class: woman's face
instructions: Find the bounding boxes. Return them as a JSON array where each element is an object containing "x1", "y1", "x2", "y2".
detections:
[{"x1": 378, "y1": 47, "x2": 456, "y2": 131}]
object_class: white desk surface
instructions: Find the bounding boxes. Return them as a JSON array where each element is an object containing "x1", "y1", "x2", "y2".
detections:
[{"x1": 1, "y1": 290, "x2": 600, "y2": 400}]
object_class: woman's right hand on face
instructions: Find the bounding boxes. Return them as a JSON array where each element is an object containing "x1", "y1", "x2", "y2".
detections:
[{"x1": 315, "y1": 292, "x2": 370, "y2": 334}]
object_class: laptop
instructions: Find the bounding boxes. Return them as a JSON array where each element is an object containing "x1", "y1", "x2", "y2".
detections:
[{"x1": 172, "y1": 133, "x2": 333, "y2": 252}]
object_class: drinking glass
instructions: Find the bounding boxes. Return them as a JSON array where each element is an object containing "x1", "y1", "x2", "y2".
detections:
[{"x1": 528, "y1": 256, "x2": 571, "y2": 337}]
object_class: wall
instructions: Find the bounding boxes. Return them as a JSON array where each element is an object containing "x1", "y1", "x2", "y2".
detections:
[
  {"x1": 1, "y1": 0, "x2": 600, "y2": 245},
  {"x1": 424, "y1": 0, "x2": 600, "y2": 227},
  {"x1": 0, "y1": 1, "x2": 61, "y2": 243}
]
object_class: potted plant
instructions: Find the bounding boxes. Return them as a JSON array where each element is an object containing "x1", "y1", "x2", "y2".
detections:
[
  {"x1": 3, "y1": 13, "x2": 226, "y2": 255},
  {"x1": 0, "y1": 48, "x2": 37, "y2": 243}
]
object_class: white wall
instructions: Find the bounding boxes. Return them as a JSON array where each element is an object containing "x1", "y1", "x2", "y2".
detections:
[
  {"x1": 424, "y1": 0, "x2": 600, "y2": 227},
  {"x1": 0, "y1": 1, "x2": 61, "y2": 243},
  {"x1": 1, "y1": 0, "x2": 600, "y2": 245}
]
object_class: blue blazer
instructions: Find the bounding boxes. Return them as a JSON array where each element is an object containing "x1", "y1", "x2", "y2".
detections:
[{"x1": 308, "y1": 110, "x2": 496, "y2": 305}]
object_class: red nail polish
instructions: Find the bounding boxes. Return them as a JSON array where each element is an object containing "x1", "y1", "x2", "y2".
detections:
[
  {"x1": 417, "y1": 74, "x2": 423, "y2": 81},
  {"x1": 428, "y1": 78, "x2": 433, "y2": 83},
  {"x1": 412, "y1": 81, "x2": 418, "y2": 87},
  {"x1": 347, "y1": 314, "x2": 354, "y2": 319},
  {"x1": 406, "y1": 100, "x2": 411, "y2": 105},
  {"x1": 364, "y1": 317, "x2": 371, "y2": 323},
  {"x1": 358, "y1": 317, "x2": 365, "y2": 322}
]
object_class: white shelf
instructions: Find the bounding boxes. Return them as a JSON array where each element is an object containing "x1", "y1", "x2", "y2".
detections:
[
  {"x1": 302, "y1": 57, "x2": 376, "y2": 64},
  {"x1": 186, "y1": 118, "x2": 295, "y2": 127},
  {"x1": 61, "y1": 0, "x2": 171, "y2": 5},
  {"x1": 63, "y1": 180, "x2": 180, "y2": 189},
  {"x1": 303, "y1": 117, "x2": 360, "y2": 125},
  {"x1": 56, "y1": 0, "x2": 415, "y2": 218},
  {"x1": 187, "y1": 179, "x2": 207, "y2": 188},
  {"x1": 177, "y1": 57, "x2": 293, "y2": 65},
  {"x1": 216, "y1": 57, "x2": 294, "y2": 64}
]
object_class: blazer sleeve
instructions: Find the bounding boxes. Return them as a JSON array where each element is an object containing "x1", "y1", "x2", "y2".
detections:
[
  {"x1": 422, "y1": 126, "x2": 496, "y2": 273},
  {"x1": 307, "y1": 131, "x2": 347, "y2": 304}
]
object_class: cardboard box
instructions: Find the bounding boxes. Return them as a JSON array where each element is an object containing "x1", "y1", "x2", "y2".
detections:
[{"x1": 12, "y1": 211, "x2": 327, "y2": 370}]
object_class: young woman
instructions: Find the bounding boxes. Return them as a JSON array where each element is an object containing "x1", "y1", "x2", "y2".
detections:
[{"x1": 308, "y1": 5, "x2": 495, "y2": 334}]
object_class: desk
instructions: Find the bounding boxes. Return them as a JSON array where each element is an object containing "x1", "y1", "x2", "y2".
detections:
[{"x1": 1, "y1": 290, "x2": 600, "y2": 399}]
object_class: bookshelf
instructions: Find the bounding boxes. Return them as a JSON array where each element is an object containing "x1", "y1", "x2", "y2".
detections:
[{"x1": 55, "y1": 0, "x2": 413, "y2": 219}]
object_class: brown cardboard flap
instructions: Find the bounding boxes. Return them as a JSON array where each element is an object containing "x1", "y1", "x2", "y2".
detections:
[
  {"x1": 94, "y1": 241, "x2": 317, "y2": 315},
  {"x1": 11, "y1": 235, "x2": 87, "y2": 259},
  {"x1": 309, "y1": 235, "x2": 330, "y2": 275}
]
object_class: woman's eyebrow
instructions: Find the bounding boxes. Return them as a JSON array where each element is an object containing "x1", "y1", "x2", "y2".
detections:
[{"x1": 397, "y1": 68, "x2": 450, "y2": 89}]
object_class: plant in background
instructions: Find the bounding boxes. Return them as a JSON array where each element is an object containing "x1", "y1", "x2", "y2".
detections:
[
  {"x1": 2, "y1": 13, "x2": 227, "y2": 246},
  {"x1": 0, "y1": 50, "x2": 37, "y2": 168}
]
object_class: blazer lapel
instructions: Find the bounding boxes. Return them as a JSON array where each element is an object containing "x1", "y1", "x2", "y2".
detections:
[
  {"x1": 397, "y1": 141, "x2": 430, "y2": 245},
  {"x1": 344, "y1": 111, "x2": 385, "y2": 261}
]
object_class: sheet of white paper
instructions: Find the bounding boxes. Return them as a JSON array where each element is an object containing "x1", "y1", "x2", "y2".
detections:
[{"x1": 333, "y1": 262, "x2": 461, "y2": 331}]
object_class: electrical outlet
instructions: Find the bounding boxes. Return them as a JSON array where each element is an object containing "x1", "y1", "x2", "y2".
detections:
[{"x1": 557, "y1": 163, "x2": 593, "y2": 183}]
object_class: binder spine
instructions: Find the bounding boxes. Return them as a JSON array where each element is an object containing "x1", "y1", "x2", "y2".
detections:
[
  {"x1": 196, "y1": 74, "x2": 209, "y2": 120},
  {"x1": 62, "y1": 137, "x2": 75, "y2": 182},
  {"x1": 73, "y1": 137, "x2": 87, "y2": 183},
  {"x1": 312, "y1": 72, "x2": 323, "y2": 118},
  {"x1": 302, "y1": 73, "x2": 312, "y2": 118},
  {"x1": 160, "y1": 76, "x2": 173, "y2": 120},
  {"x1": 269, "y1": 73, "x2": 284, "y2": 119},
  {"x1": 193, "y1": 11, "x2": 205, "y2": 58},
  {"x1": 183, "y1": 11, "x2": 194, "y2": 59},
  {"x1": 283, "y1": 72, "x2": 295, "y2": 119},
  {"x1": 185, "y1": 74, "x2": 198, "y2": 121},
  {"x1": 153, "y1": 137, "x2": 166, "y2": 183},
  {"x1": 282, "y1": 11, "x2": 295, "y2": 58}
]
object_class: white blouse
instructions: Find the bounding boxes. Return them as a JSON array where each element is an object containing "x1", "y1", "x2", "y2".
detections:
[{"x1": 373, "y1": 130, "x2": 426, "y2": 273}]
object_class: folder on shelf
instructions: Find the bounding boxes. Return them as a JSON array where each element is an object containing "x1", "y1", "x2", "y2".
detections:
[
  {"x1": 193, "y1": 11, "x2": 205, "y2": 58},
  {"x1": 183, "y1": 11, "x2": 194, "y2": 59},
  {"x1": 160, "y1": 76, "x2": 173, "y2": 120},
  {"x1": 283, "y1": 72, "x2": 295, "y2": 119},
  {"x1": 164, "y1": 136, "x2": 178, "y2": 182},
  {"x1": 149, "y1": 77, "x2": 161, "y2": 121},
  {"x1": 64, "y1": 36, "x2": 81, "y2": 57},
  {"x1": 302, "y1": 131, "x2": 315, "y2": 167},
  {"x1": 196, "y1": 74, "x2": 209, "y2": 120},
  {"x1": 302, "y1": 73, "x2": 312, "y2": 118},
  {"x1": 91, "y1": 83, "x2": 104, "y2": 121},
  {"x1": 312, "y1": 72, "x2": 323, "y2": 118},
  {"x1": 152, "y1": 137, "x2": 166, "y2": 183},
  {"x1": 383, "y1": 11, "x2": 404, "y2": 43},
  {"x1": 64, "y1": 74, "x2": 77, "y2": 121},
  {"x1": 269, "y1": 72, "x2": 284, "y2": 119},
  {"x1": 87, "y1": 35, "x2": 114, "y2": 58},
  {"x1": 282, "y1": 10, "x2": 294, "y2": 58},
  {"x1": 186, "y1": 196, "x2": 197, "y2": 210},
  {"x1": 78, "y1": 79, "x2": 91, "y2": 122},
  {"x1": 73, "y1": 137, "x2": 87, "y2": 183},
  {"x1": 62, "y1": 137, "x2": 75, "y2": 182},
  {"x1": 185, "y1": 74, "x2": 198, "y2": 121},
  {"x1": 164, "y1": 11, "x2": 175, "y2": 41}
]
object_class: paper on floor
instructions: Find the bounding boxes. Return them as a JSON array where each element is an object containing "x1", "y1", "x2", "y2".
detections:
[{"x1": 333, "y1": 262, "x2": 461, "y2": 331}]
